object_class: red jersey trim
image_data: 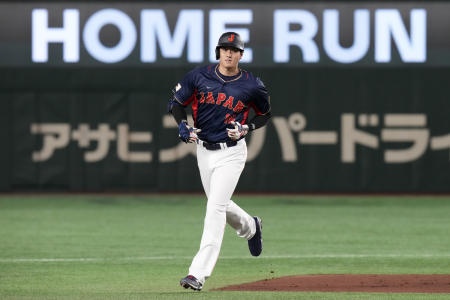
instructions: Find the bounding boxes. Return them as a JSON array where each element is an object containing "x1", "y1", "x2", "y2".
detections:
[
  {"x1": 242, "y1": 106, "x2": 251, "y2": 124},
  {"x1": 192, "y1": 90, "x2": 198, "y2": 125},
  {"x1": 184, "y1": 89, "x2": 197, "y2": 106},
  {"x1": 250, "y1": 99, "x2": 271, "y2": 116}
]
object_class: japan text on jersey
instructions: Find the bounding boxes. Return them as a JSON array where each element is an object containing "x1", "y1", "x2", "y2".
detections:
[{"x1": 169, "y1": 64, "x2": 271, "y2": 143}]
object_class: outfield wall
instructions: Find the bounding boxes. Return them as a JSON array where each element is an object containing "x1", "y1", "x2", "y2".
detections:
[{"x1": 0, "y1": 1, "x2": 449, "y2": 192}]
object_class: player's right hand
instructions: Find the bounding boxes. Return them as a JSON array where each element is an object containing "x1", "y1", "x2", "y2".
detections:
[
  {"x1": 227, "y1": 121, "x2": 249, "y2": 141},
  {"x1": 178, "y1": 121, "x2": 201, "y2": 143}
]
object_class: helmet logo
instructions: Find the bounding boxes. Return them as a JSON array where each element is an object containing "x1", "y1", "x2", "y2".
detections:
[{"x1": 227, "y1": 34, "x2": 235, "y2": 42}]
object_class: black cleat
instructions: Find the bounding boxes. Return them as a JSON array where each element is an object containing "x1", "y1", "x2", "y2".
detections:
[
  {"x1": 248, "y1": 216, "x2": 263, "y2": 256},
  {"x1": 180, "y1": 275, "x2": 203, "y2": 291}
]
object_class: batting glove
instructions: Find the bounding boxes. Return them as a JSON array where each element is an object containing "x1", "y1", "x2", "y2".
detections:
[
  {"x1": 226, "y1": 121, "x2": 249, "y2": 141},
  {"x1": 178, "y1": 121, "x2": 201, "y2": 143}
]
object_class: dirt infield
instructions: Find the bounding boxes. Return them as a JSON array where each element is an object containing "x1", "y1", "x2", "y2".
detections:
[{"x1": 217, "y1": 274, "x2": 450, "y2": 293}]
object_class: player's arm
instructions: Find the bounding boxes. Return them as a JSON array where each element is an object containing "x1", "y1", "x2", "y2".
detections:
[
  {"x1": 246, "y1": 110, "x2": 272, "y2": 131},
  {"x1": 168, "y1": 72, "x2": 200, "y2": 143},
  {"x1": 168, "y1": 68, "x2": 198, "y2": 123},
  {"x1": 169, "y1": 101, "x2": 200, "y2": 143},
  {"x1": 248, "y1": 77, "x2": 272, "y2": 130},
  {"x1": 169, "y1": 101, "x2": 188, "y2": 125}
]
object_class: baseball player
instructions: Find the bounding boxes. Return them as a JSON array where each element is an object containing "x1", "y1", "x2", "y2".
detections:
[{"x1": 168, "y1": 32, "x2": 272, "y2": 291}]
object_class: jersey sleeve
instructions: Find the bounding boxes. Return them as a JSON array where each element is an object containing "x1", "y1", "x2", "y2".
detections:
[
  {"x1": 251, "y1": 77, "x2": 271, "y2": 115},
  {"x1": 171, "y1": 69, "x2": 197, "y2": 107}
]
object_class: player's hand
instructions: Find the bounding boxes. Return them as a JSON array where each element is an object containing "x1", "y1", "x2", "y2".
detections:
[
  {"x1": 178, "y1": 121, "x2": 201, "y2": 143},
  {"x1": 226, "y1": 121, "x2": 249, "y2": 141}
]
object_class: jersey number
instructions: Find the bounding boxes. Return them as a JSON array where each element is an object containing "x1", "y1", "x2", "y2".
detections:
[{"x1": 224, "y1": 114, "x2": 236, "y2": 124}]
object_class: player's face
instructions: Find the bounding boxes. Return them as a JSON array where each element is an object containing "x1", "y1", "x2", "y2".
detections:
[{"x1": 219, "y1": 47, "x2": 243, "y2": 69}]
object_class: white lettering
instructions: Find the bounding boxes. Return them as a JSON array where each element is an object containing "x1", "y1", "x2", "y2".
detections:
[
  {"x1": 273, "y1": 9, "x2": 319, "y2": 63},
  {"x1": 83, "y1": 9, "x2": 136, "y2": 63},
  {"x1": 323, "y1": 9, "x2": 370, "y2": 63},
  {"x1": 375, "y1": 9, "x2": 427, "y2": 62},
  {"x1": 32, "y1": 9, "x2": 79, "y2": 63},
  {"x1": 141, "y1": 9, "x2": 203, "y2": 63},
  {"x1": 30, "y1": 7, "x2": 428, "y2": 65}
]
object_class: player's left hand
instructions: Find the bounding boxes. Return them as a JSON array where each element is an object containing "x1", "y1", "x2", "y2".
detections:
[
  {"x1": 179, "y1": 121, "x2": 201, "y2": 143},
  {"x1": 226, "y1": 121, "x2": 249, "y2": 141}
]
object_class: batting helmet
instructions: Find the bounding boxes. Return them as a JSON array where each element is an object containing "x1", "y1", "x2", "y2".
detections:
[{"x1": 215, "y1": 32, "x2": 244, "y2": 60}]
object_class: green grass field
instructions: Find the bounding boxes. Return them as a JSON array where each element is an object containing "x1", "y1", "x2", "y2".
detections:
[{"x1": 0, "y1": 194, "x2": 449, "y2": 300}]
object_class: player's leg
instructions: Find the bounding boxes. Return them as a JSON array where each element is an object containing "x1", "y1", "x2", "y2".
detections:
[
  {"x1": 226, "y1": 200, "x2": 256, "y2": 239},
  {"x1": 188, "y1": 142, "x2": 246, "y2": 283},
  {"x1": 198, "y1": 142, "x2": 254, "y2": 239},
  {"x1": 180, "y1": 144, "x2": 212, "y2": 290},
  {"x1": 196, "y1": 144, "x2": 212, "y2": 198},
  {"x1": 225, "y1": 142, "x2": 256, "y2": 239}
]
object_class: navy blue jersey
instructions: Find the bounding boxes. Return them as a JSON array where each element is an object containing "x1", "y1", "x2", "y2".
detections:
[{"x1": 169, "y1": 64, "x2": 271, "y2": 143}]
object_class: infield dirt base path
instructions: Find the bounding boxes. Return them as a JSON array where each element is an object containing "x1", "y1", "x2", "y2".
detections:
[{"x1": 217, "y1": 274, "x2": 450, "y2": 293}]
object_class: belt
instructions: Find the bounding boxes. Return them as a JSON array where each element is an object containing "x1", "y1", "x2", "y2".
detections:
[{"x1": 197, "y1": 140, "x2": 238, "y2": 150}]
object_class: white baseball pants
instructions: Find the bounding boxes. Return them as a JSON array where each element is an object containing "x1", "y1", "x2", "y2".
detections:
[{"x1": 188, "y1": 139, "x2": 256, "y2": 283}]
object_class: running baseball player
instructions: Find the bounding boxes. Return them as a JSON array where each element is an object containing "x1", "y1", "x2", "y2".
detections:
[{"x1": 168, "y1": 32, "x2": 272, "y2": 291}]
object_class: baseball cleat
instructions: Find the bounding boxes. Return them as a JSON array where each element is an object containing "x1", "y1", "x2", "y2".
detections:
[
  {"x1": 248, "y1": 216, "x2": 263, "y2": 256},
  {"x1": 180, "y1": 275, "x2": 203, "y2": 291}
]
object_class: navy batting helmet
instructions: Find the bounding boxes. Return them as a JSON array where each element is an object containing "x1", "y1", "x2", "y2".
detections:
[{"x1": 215, "y1": 32, "x2": 244, "y2": 60}]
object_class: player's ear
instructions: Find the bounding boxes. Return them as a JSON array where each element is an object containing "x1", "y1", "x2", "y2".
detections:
[{"x1": 239, "y1": 51, "x2": 244, "y2": 60}]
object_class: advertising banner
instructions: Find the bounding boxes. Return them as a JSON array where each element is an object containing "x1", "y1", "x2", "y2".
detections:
[
  {"x1": 0, "y1": 2, "x2": 448, "y2": 66},
  {"x1": 1, "y1": 67, "x2": 449, "y2": 192}
]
